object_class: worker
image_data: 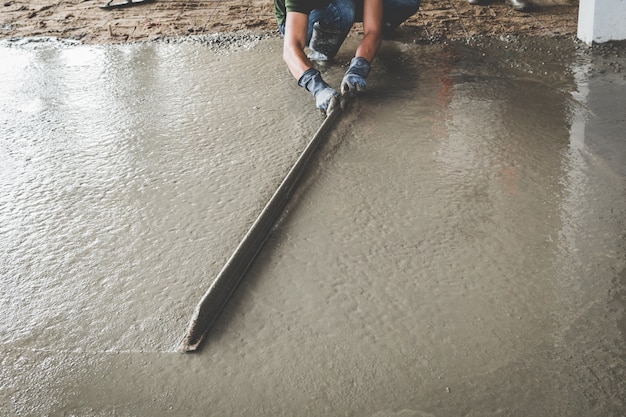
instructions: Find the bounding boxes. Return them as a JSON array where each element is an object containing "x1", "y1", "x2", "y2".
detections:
[{"x1": 274, "y1": 0, "x2": 421, "y2": 114}]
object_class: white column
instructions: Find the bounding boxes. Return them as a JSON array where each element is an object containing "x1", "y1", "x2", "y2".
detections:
[{"x1": 577, "y1": 0, "x2": 626, "y2": 44}]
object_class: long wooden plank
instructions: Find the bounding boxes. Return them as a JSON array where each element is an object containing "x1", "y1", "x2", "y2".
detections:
[{"x1": 179, "y1": 105, "x2": 343, "y2": 353}]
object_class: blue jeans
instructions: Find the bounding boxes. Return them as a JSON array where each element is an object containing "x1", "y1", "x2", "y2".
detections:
[{"x1": 279, "y1": 0, "x2": 421, "y2": 43}]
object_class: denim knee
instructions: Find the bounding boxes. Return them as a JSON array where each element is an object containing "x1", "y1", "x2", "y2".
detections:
[
  {"x1": 383, "y1": 0, "x2": 421, "y2": 26},
  {"x1": 310, "y1": 0, "x2": 356, "y2": 33}
]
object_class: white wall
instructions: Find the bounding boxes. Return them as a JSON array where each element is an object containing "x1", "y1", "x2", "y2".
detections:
[{"x1": 578, "y1": 0, "x2": 626, "y2": 44}]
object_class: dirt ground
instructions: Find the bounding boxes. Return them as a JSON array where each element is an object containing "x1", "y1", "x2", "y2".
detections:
[{"x1": 1, "y1": 0, "x2": 579, "y2": 44}]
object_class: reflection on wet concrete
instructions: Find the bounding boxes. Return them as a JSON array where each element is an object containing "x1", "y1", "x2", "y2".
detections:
[{"x1": 0, "y1": 36, "x2": 625, "y2": 416}]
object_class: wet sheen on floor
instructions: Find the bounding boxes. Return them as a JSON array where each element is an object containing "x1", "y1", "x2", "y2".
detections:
[{"x1": 1, "y1": 35, "x2": 625, "y2": 416}]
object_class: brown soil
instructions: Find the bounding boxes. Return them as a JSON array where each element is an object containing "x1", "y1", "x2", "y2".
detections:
[{"x1": 0, "y1": 0, "x2": 579, "y2": 44}]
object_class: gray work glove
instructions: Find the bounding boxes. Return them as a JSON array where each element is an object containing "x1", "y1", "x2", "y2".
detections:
[
  {"x1": 341, "y1": 57, "x2": 371, "y2": 95},
  {"x1": 298, "y1": 68, "x2": 340, "y2": 115}
]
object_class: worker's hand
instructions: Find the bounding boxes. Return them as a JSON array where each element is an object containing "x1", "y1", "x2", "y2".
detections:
[
  {"x1": 315, "y1": 87, "x2": 340, "y2": 115},
  {"x1": 341, "y1": 57, "x2": 371, "y2": 96},
  {"x1": 298, "y1": 68, "x2": 340, "y2": 115}
]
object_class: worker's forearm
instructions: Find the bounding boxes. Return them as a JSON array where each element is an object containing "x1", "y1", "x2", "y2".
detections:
[
  {"x1": 283, "y1": 43, "x2": 313, "y2": 80},
  {"x1": 355, "y1": 31, "x2": 382, "y2": 63},
  {"x1": 282, "y1": 11, "x2": 314, "y2": 80}
]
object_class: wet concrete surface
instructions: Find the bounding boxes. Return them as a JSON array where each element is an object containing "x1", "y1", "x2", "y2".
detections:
[{"x1": 1, "y1": 34, "x2": 625, "y2": 416}]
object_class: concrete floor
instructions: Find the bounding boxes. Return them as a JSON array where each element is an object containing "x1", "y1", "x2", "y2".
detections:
[{"x1": 1, "y1": 34, "x2": 625, "y2": 416}]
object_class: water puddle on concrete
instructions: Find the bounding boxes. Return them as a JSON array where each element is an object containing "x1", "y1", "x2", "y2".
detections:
[{"x1": 1, "y1": 35, "x2": 625, "y2": 416}]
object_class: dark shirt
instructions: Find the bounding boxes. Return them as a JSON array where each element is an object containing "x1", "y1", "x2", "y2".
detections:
[{"x1": 274, "y1": 0, "x2": 331, "y2": 25}]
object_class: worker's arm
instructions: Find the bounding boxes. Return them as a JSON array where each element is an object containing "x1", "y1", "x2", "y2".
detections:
[
  {"x1": 356, "y1": 0, "x2": 383, "y2": 62},
  {"x1": 282, "y1": 11, "x2": 313, "y2": 79},
  {"x1": 342, "y1": 0, "x2": 383, "y2": 95},
  {"x1": 283, "y1": 11, "x2": 340, "y2": 114}
]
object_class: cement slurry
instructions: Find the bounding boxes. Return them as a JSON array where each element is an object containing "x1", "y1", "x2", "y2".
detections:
[{"x1": 0, "y1": 34, "x2": 625, "y2": 416}]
